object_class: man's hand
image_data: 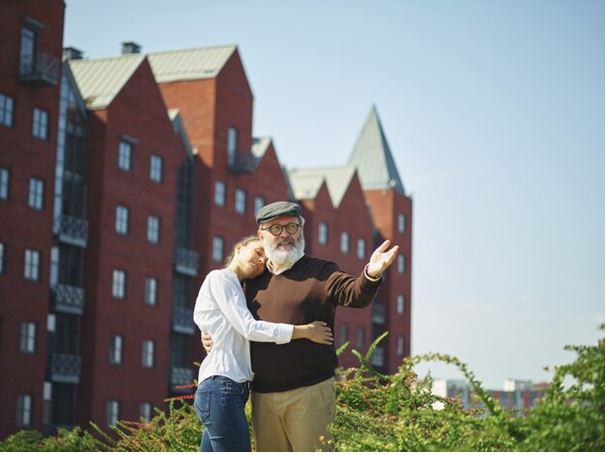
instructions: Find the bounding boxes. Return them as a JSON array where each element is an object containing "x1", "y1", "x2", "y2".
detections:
[
  {"x1": 366, "y1": 240, "x2": 399, "y2": 278},
  {"x1": 201, "y1": 333, "x2": 213, "y2": 354}
]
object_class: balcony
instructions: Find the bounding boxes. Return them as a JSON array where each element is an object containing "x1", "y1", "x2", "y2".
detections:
[
  {"x1": 174, "y1": 247, "x2": 199, "y2": 276},
  {"x1": 172, "y1": 306, "x2": 195, "y2": 335},
  {"x1": 52, "y1": 284, "x2": 85, "y2": 315},
  {"x1": 372, "y1": 303, "x2": 385, "y2": 324},
  {"x1": 370, "y1": 347, "x2": 385, "y2": 367},
  {"x1": 55, "y1": 214, "x2": 89, "y2": 248},
  {"x1": 170, "y1": 367, "x2": 194, "y2": 391},
  {"x1": 50, "y1": 353, "x2": 81, "y2": 383},
  {"x1": 19, "y1": 52, "x2": 60, "y2": 86}
]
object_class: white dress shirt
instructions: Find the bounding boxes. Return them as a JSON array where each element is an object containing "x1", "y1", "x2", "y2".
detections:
[{"x1": 193, "y1": 269, "x2": 294, "y2": 384}]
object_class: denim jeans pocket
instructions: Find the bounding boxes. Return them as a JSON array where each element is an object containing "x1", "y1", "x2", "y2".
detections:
[{"x1": 195, "y1": 390, "x2": 211, "y2": 423}]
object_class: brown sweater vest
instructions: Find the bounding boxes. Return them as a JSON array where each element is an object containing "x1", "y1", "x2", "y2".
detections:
[{"x1": 245, "y1": 255, "x2": 381, "y2": 392}]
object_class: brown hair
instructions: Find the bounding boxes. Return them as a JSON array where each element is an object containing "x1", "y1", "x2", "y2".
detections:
[{"x1": 224, "y1": 235, "x2": 260, "y2": 267}]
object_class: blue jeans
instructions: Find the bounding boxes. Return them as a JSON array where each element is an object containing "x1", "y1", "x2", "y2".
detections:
[{"x1": 194, "y1": 376, "x2": 251, "y2": 452}]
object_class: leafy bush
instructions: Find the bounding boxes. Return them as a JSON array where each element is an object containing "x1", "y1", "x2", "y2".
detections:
[{"x1": 2, "y1": 328, "x2": 603, "y2": 452}]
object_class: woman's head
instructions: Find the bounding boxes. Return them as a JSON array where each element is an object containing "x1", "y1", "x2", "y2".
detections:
[{"x1": 225, "y1": 235, "x2": 266, "y2": 280}]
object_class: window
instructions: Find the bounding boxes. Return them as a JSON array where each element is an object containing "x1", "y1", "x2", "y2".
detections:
[
  {"x1": 109, "y1": 335, "x2": 123, "y2": 365},
  {"x1": 357, "y1": 238, "x2": 366, "y2": 259},
  {"x1": 118, "y1": 140, "x2": 133, "y2": 171},
  {"x1": 140, "y1": 402, "x2": 152, "y2": 422},
  {"x1": 24, "y1": 249, "x2": 40, "y2": 281},
  {"x1": 150, "y1": 155, "x2": 163, "y2": 182},
  {"x1": 0, "y1": 167, "x2": 9, "y2": 200},
  {"x1": 32, "y1": 108, "x2": 48, "y2": 140},
  {"x1": 356, "y1": 327, "x2": 365, "y2": 348},
  {"x1": 398, "y1": 213, "x2": 406, "y2": 233},
  {"x1": 20, "y1": 24, "x2": 36, "y2": 75},
  {"x1": 397, "y1": 335, "x2": 405, "y2": 356},
  {"x1": 142, "y1": 340, "x2": 155, "y2": 368},
  {"x1": 340, "y1": 232, "x2": 349, "y2": 254},
  {"x1": 340, "y1": 324, "x2": 349, "y2": 345},
  {"x1": 235, "y1": 189, "x2": 246, "y2": 214},
  {"x1": 145, "y1": 278, "x2": 157, "y2": 306},
  {"x1": 17, "y1": 395, "x2": 32, "y2": 428},
  {"x1": 397, "y1": 254, "x2": 405, "y2": 274},
  {"x1": 397, "y1": 295, "x2": 405, "y2": 315},
  {"x1": 254, "y1": 196, "x2": 265, "y2": 215},
  {"x1": 214, "y1": 181, "x2": 225, "y2": 207},
  {"x1": 0, "y1": 242, "x2": 5, "y2": 274},
  {"x1": 107, "y1": 400, "x2": 120, "y2": 427},
  {"x1": 0, "y1": 93, "x2": 14, "y2": 127},
  {"x1": 20, "y1": 322, "x2": 36, "y2": 354},
  {"x1": 212, "y1": 237, "x2": 224, "y2": 263},
  {"x1": 318, "y1": 223, "x2": 328, "y2": 245},
  {"x1": 227, "y1": 127, "x2": 238, "y2": 166},
  {"x1": 147, "y1": 216, "x2": 160, "y2": 244},
  {"x1": 112, "y1": 269, "x2": 126, "y2": 299},
  {"x1": 28, "y1": 178, "x2": 44, "y2": 210},
  {"x1": 115, "y1": 206, "x2": 129, "y2": 235}
]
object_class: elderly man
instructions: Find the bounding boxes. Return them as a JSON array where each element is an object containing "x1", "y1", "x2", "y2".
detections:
[{"x1": 203, "y1": 201, "x2": 398, "y2": 451}]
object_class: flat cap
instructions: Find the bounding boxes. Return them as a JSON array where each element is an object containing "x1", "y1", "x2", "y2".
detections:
[{"x1": 256, "y1": 201, "x2": 302, "y2": 225}]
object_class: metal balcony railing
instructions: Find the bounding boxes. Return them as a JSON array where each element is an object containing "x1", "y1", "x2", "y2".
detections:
[
  {"x1": 50, "y1": 353, "x2": 81, "y2": 383},
  {"x1": 372, "y1": 303, "x2": 385, "y2": 324},
  {"x1": 370, "y1": 347, "x2": 385, "y2": 367},
  {"x1": 55, "y1": 214, "x2": 88, "y2": 248},
  {"x1": 170, "y1": 367, "x2": 194, "y2": 391},
  {"x1": 52, "y1": 284, "x2": 85, "y2": 315},
  {"x1": 174, "y1": 247, "x2": 199, "y2": 276},
  {"x1": 19, "y1": 52, "x2": 60, "y2": 86},
  {"x1": 172, "y1": 306, "x2": 195, "y2": 335}
]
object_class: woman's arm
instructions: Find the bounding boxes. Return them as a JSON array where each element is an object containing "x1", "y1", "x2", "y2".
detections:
[
  {"x1": 207, "y1": 271, "x2": 332, "y2": 345},
  {"x1": 292, "y1": 321, "x2": 333, "y2": 345}
]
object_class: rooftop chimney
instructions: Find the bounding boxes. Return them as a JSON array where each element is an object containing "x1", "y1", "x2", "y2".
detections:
[
  {"x1": 121, "y1": 41, "x2": 142, "y2": 55},
  {"x1": 63, "y1": 47, "x2": 83, "y2": 61}
]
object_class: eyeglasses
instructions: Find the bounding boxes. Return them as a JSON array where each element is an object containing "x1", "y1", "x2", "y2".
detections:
[{"x1": 260, "y1": 222, "x2": 301, "y2": 236}]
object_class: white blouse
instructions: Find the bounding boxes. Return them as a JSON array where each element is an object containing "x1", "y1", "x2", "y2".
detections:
[{"x1": 193, "y1": 269, "x2": 294, "y2": 384}]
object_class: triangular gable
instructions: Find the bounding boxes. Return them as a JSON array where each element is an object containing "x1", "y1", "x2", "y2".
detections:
[{"x1": 348, "y1": 105, "x2": 405, "y2": 194}]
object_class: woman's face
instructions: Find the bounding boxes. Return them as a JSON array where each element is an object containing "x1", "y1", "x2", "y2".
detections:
[{"x1": 236, "y1": 240, "x2": 267, "y2": 279}]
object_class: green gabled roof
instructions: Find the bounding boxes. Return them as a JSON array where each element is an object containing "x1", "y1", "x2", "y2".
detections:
[
  {"x1": 252, "y1": 136, "x2": 272, "y2": 159},
  {"x1": 68, "y1": 54, "x2": 146, "y2": 110},
  {"x1": 68, "y1": 44, "x2": 237, "y2": 110},
  {"x1": 348, "y1": 105, "x2": 405, "y2": 194},
  {"x1": 288, "y1": 165, "x2": 357, "y2": 207},
  {"x1": 146, "y1": 45, "x2": 237, "y2": 83}
]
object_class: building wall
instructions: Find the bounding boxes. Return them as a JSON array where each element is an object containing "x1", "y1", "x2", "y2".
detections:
[
  {"x1": 364, "y1": 189, "x2": 413, "y2": 373},
  {"x1": 0, "y1": 0, "x2": 65, "y2": 438},
  {"x1": 0, "y1": 2, "x2": 414, "y2": 435},
  {"x1": 77, "y1": 60, "x2": 184, "y2": 427}
]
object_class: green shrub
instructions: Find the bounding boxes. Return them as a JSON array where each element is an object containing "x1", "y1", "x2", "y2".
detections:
[{"x1": 2, "y1": 328, "x2": 603, "y2": 452}]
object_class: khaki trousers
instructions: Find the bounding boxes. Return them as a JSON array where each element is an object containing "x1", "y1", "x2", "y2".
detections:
[{"x1": 251, "y1": 377, "x2": 336, "y2": 452}]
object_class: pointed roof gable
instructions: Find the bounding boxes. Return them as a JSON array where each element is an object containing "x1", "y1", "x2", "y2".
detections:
[
  {"x1": 147, "y1": 45, "x2": 237, "y2": 83},
  {"x1": 288, "y1": 165, "x2": 357, "y2": 207},
  {"x1": 348, "y1": 105, "x2": 405, "y2": 194},
  {"x1": 68, "y1": 54, "x2": 146, "y2": 110}
]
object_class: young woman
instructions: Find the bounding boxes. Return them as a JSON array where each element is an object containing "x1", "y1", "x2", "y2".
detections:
[{"x1": 193, "y1": 236, "x2": 333, "y2": 452}]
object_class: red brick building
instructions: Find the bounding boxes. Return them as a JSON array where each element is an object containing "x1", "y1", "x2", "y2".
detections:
[
  {"x1": 0, "y1": 0, "x2": 66, "y2": 437},
  {"x1": 0, "y1": 1, "x2": 413, "y2": 438}
]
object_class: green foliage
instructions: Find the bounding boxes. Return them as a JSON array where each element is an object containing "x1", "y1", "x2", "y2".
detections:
[{"x1": 2, "y1": 327, "x2": 603, "y2": 452}]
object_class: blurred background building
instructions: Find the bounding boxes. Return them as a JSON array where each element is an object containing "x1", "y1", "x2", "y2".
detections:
[
  {"x1": 432, "y1": 378, "x2": 548, "y2": 415},
  {"x1": 0, "y1": 0, "x2": 412, "y2": 437}
]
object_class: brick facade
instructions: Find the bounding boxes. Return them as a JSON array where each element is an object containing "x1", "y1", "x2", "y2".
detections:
[{"x1": 0, "y1": 1, "x2": 413, "y2": 437}]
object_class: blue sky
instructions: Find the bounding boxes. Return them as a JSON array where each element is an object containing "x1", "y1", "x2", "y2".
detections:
[{"x1": 64, "y1": 0, "x2": 605, "y2": 388}]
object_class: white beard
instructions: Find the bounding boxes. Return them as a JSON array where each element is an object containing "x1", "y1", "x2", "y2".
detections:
[{"x1": 263, "y1": 235, "x2": 305, "y2": 271}]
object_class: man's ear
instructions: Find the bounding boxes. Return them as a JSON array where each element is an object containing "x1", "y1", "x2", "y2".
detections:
[{"x1": 257, "y1": 230, "x2": 263, "y2": 240}]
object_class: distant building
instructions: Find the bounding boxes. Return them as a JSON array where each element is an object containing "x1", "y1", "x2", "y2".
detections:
[
  {"x1": 0, "y1": 0, "x2": 413, "y2": 437},
  {"x1": 432, "y1": 379, "x2": 547, "y2": 415}
]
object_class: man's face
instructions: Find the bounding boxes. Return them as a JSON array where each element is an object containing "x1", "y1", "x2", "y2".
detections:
[{"x1": 258, "y1": 215, "x2": 305, "y2": 266}]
